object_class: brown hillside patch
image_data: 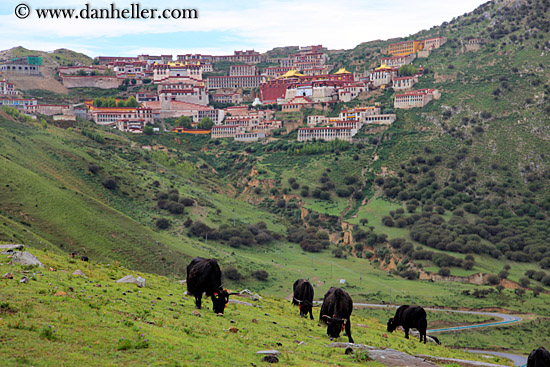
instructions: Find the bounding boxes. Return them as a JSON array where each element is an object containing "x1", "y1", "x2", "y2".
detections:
[
  {"x1": 434, "y1": 72, "x2": 457, "y2": 83},
  {"x1": 7, "y1": 68, "x2": 68, "y2": 94},
  {"x1": 0, "y1": 110, "x2": 16, "y2": 121}
]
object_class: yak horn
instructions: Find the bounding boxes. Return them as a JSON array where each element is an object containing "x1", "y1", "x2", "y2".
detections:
[
  {"x1": 293, "y1": 297, "x2": 302, "y2": 304},
  {"x1": 228, "y1": 292, "x2": 239, "y2": 296},
  {"x1": 321, "y1": 315, "x2": 331, "y2": 319}
]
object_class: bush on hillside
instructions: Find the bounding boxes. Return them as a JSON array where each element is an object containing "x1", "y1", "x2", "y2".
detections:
[
  {"x1": 224, "y1": 266, "x2": 241, "y2": 281},
  {"x1": 155, "y1": 218, "x2": 170, "y2": 230},
  {"x1": 102, "y1": 177, "x2": 117, "y2": 190},
  {"x1": 486, "y1": 274, "x2": 500, "y2": 285},
  {"x1": 251, "y1": 270, "x2": 269, "y2": 281}
]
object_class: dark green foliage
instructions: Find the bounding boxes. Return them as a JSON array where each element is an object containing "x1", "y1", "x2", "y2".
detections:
[
  {"x1": 251, "y1": 270, "x2": 269, "y2": 281},
  {"x1": 82, "y1": 129, "x2": 105, "y2": 143},
  {"x1": 88, "y1": 164, "x2": 100, "y2": 174},
  {"x1": 224, "y1": 266, "x2": 241, "y2": 281},
  {"x1": 486, "y1": 274, "x2": 500, "y2": 285},
  {"x1": 155, "y1": 218, "x2": 170, "y2": 230},
  {"x1": 102, "y1": 177, "x2": 117, "y2": 190},
  {"x1": 399, "y1": 269, "x2": 418, "y2": 280},
  {"x1": 332, "y1": 248, "x2": 346, "y2": 258}
]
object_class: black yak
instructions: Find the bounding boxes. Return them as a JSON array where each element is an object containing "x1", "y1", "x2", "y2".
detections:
[
  {"x1": 387, "y1": 305, "x2": 427, "y2": 343},
  {"x1": 186, "y1": 257, "x2": 230, "y2": 315},
  {"x1": 528, "y1": 346, "x2": 550, "y2": 367},
  {"x1": 292, "y1": 279, "x2": 316, "y2": 320},
  {"x1": 319, "y1": 287, "x2": 354, "y2": 343}
]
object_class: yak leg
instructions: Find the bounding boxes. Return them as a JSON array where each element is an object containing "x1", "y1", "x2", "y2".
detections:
[
  {"x1": 404, "y1": 327, "x2": 409, "y2": 339},
  {"x1": 345, "y1": 319, "x2": 354, "y2": 344},
  {"x1": 195, "y1": 295, "x2": 202, "y2": 309},
  {"x1": 309, "y1": 309, "x2": 314, "y2": 320},
  {"x1": 419, "y1": 319, "x2": 427, "y2": 343}
]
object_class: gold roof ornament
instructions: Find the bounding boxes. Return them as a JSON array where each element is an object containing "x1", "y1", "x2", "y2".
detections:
[
  {"x1": 334, "y1": 67, "x2": 351, "y2": 74},
  {"x1": 281, "y1": 69, "x2": 304, "y2": 78}
]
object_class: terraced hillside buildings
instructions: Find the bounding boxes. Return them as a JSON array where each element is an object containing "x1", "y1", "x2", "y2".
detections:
[
  {"x1": 394, "y1": 89, "x2": 440, "y2": 109},
  {"x1": 387, "y1": 36, "x2": 446, "y2": 56}
]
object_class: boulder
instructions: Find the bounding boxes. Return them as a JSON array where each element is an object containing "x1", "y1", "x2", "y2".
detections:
[
  {"x1": 20, "y1": 276, "x2": 29, "y2": 283},
  {"x1": 229, "y1": 299, "x2": 254, "y2": 307},
  {"x1": 115, "y1": 275, "x2": 145, "y2": 288},
  {"x1": 2, "y1": 272, "x2": 14, "y2": 279},
  {"x1": 255, "y1": 350, "x2": 280, "y2": 356},
  {"x1": 327, "y1": 344, "x2": 438, "y2": 367},
  {"x1": 11, "y1": 252, "x2": 44, "y2": 268},
  {"x1": 136, "y1": 277, "x2": 146, "y2": 288},
  {"x1": 72, "y1": 269, "x2": 87, "y2": 278}
]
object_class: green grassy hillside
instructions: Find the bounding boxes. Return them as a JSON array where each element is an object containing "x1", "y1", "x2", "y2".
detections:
[
  {"x1": 0, "y1": 247, "x2": 514, "y2": 366},
  {"x1": 1, "y1": 0, "x2": 550, "y2": 360}
]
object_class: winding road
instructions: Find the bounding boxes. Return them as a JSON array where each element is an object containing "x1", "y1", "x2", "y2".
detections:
[{"x1": 351, "y1": 303, "x2": 527, "y2": 366}]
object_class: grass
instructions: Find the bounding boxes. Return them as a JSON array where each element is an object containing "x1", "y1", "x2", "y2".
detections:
[{"x1": 0, "y1": 247, "x2": 515, "y2": 366}]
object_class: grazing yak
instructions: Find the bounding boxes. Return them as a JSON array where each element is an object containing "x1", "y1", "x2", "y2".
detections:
[
  {"x1": 292, "y1": 279, "x2": 316, "y2": 320},
  {"x1": 319, "y1": 287, "x2": 354, "y2": 343},
  {"x1": 528, "y1": 346, "x2": 550, "y2": 367},
  {"x1": 70, "y1": 252, "x2": 88, "y2": 262},
  {"x1": 387, "y1": 305, "x2": 427, "y2": 343},
  {"x1": 186, "y1": 257, "x2": 231, "y2": 315}
]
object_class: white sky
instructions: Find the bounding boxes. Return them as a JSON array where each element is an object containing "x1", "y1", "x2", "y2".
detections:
[{"x1": 0, "y1": 0, "x2": 489, "y2": 56}]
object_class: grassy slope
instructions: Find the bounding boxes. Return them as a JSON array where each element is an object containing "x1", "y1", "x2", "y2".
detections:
[{"x1": 0, "y1": 247, "x2": 513, "y2": 366}]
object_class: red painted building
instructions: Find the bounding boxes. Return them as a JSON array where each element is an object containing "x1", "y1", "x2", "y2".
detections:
[{"x1": 259, "y1": 72, "x2": 354, "y2": 103}]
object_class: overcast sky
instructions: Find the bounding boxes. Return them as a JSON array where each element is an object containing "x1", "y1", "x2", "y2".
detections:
[{"x1": 0, "y1": 0, "x2": 488, "y2": 56}]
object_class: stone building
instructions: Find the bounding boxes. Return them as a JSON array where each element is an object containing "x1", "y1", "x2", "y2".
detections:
[
  {"x1": 297, "y1": 126, "x2": 355, "y2": 142},
  {"x1": 0, "y1": 56, "x2": 41, "y2": 75},
  {"x1": 394, "y1": 89, "x2": 440, "y2": 109}
]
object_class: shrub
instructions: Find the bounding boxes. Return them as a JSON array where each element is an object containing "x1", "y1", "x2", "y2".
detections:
[
  {"x1": 155, "y1": 218, "x2": 170, "y2": 230},
  {"x1": 542, "y1": 275, "x2": 550, "y2": 286},
  {"x1": 332, "y1": 248, "x2": 346, "y2": 258},
  {"x1": 486, "y1": 274, "x2": 500, "y2": 285},
  {"x1": 343, "y1": 176, "x2": 358, "y2": 185},
  {"x1": 381, "y1": 216, "x2": 394, "y2": 227},
  {"x1": 251, "y1": 270, "x2": 269, "y2": 281},
  {"x1": 533, "y1": 271, "x2": 547, "y2": 282},
  {"x1": 400, "y1": 270, "x2": 418, "y2": 280},
  {"x1": 224, "y1": 266, "x2": 241, "y2": 281},
  {"x1": 518, "y1": 277, "x2": 530, "y2": 287},
  {"x1": 180, "y1": 197, "x2": 195, "y2": 206},
  {"x1": 167, "y1": 202, "x2": 185, "y2": 215},
  {"x1": 229, "y1": 237, "x2": 242, "y2": 248},
  {"x1": 438, "y1": 268, "x2": 451, "y2": 276},
  {"x1": 102, "y1": 177, "x2": 117, "y2": 190},
  {"x1": 255, "y1": 231, "x2": 273, "y2": 244},
  {"x1": 189, "y1": 221, "x2": 212, "y2": 237},
  {"x1": 88, "y1": 164, "x2": 100, "y2": 174}
]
